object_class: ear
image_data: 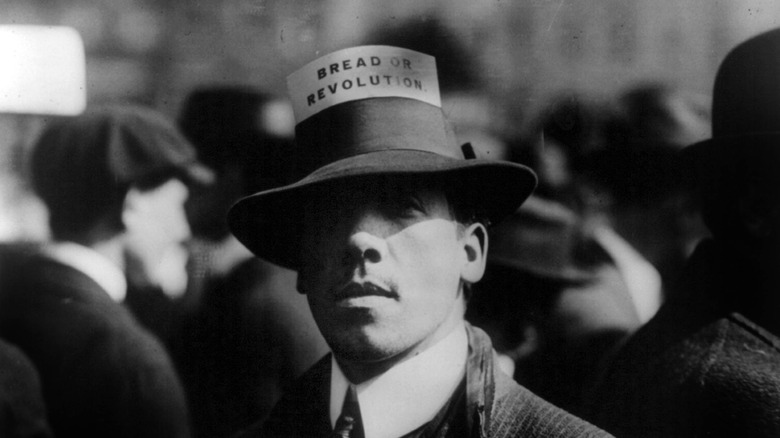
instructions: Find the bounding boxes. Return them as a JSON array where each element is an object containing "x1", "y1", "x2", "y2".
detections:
[{"x1": 460, "y1": 222, "x2": 488, "y2": 283}]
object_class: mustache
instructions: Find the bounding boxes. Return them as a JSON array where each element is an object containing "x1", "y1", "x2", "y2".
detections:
[{"x1": 333, "y1": 281, "x2": 398, "y2": 300}]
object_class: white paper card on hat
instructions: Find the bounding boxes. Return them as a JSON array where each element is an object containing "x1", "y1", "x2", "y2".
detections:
[
  {"x1": 287, "y1": 45, "x2": 441, "y2": 123},
  {"x1": 0, "y1": 25, "x2": 86, "y2": 116}
]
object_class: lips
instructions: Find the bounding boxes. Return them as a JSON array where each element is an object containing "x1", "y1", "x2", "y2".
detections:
[{"x1": 333, "y1": 282, "x2": 397, "y2": 301}]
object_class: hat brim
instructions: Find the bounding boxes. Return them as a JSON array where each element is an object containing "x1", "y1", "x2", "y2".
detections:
[
  {"x1": 228, "y1": 149, "x2": 536, "y2": 269},
  {"x1": 685, "y1": 131, "x2": 780, "y2": 159},
  {"x1": 684, "y1": 132, "x2": 780, "y2": 187}
]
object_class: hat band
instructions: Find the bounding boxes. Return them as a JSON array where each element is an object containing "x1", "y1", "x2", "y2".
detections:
[{"x1": 293, "y1": 98, "x2": 461, "y2": 177}]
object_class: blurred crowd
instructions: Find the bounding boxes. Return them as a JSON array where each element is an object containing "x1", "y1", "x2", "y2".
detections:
[{"x1": 3, "y1": 15, "x2": 780, "y2": 438}]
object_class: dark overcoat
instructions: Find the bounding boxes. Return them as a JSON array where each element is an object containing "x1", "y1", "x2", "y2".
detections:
[
  {"x1": 0, "y1": 338, "x2": 51, "y2": 437},
  {"x1": 0, "y1": 245, "x2": 191, "y2": 438},
  {"x1": 584, "y1": 239, "x2": 780, "y2": 437},
  {"x1": 169, "y1": 255, "x2": 328, "y2": 438}
]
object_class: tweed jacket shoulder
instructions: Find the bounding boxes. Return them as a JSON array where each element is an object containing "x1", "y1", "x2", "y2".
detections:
[
  {"x1": 584, "y1": 240, "x2": 780, "y2": 438},
  {"x1": 239, "y1": 324, "x2": 610, "y2": 437},
  {"x1": 0, "y1": 246, "x2": 191, "y2": 438}
]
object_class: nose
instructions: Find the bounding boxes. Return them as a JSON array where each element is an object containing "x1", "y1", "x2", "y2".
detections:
[
  {"x1": 349, "y1": 231, "x2": 385, "y2": 265},
  {"x1": 346, "y1": 209, "x2": 390, "y2": 267}
]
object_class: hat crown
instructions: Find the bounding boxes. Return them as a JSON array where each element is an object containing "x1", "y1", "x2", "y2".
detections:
[
  {"x1": 293, "y1": 98, "x2": 460, "y2": 178},
  {"x1": 286, "y1": 46, "x2": 458, "y2": 178},
  {"x1": 712, "y1": 28, "x2": 780, "y2": 139}
]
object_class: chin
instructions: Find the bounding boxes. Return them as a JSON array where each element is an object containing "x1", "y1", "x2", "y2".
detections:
[{"x1": 326, "y1": 326, "x2": 409, "y2": 364}]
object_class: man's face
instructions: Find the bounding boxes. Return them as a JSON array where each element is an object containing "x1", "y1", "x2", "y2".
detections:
[
  {"x1": 299, "y1": 178, "x2": 475, "y2": 365},
  {"x1": 123, "y1": 178, "x2": 192, "y2": 295}
]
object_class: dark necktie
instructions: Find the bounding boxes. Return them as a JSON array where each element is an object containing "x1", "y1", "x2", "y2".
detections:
[{"x1": 332, "y1": 385, "x2": 365, "y2": 438}]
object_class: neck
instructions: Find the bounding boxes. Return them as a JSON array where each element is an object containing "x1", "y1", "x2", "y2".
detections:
[{"x1": 337, "y1": 357, "x2": 397, "y2": 385}]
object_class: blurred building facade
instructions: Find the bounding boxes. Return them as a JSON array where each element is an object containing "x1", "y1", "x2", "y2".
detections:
[
  {"x1": 2, "y1": 0, "x2": 780, "y2": 120},
  {"x1": 1, "y1": 0, "x2": 779, "y2": 238}
]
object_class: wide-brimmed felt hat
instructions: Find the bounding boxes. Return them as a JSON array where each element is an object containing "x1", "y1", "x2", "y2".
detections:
[
  {"x1": 228, "y1": 46, "x2": 537, "y2": 269},
  {"x1": 685, "y1": 27, "x2": 780, "y2": 186}
]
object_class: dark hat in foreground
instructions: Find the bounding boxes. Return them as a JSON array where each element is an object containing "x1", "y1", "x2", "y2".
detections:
[
  {"x1": 31, "y1": 104, "x2": 213, "y2": 225},
  {"x1": 685, "y1": 27, "x2": 780, "y2": 184},
  {"x1": 228, "y1": 45, "x2": 537, "y2": 269}
]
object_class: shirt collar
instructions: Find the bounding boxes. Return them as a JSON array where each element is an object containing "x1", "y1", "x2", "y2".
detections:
[
  {"x1": 330, "y1": 322, "x2": 468, "y2": 438},
  {"x1": 44, "y1": 242, "x2": 127, "y2": 303}
]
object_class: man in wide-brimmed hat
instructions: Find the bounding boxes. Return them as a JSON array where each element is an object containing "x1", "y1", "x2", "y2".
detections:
[
  {"x1": 583, "y1": 28, "x2": 780, "y2": 438},
  {"x1": 229, "y1": 45, "x2": 610, "y2": 437}
]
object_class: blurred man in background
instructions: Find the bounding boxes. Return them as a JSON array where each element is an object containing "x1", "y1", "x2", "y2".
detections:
[
  {"x1": 0, "y1": 24, "x2": 87, "y2": 438},
  {"x1": 170, "y1": 86, "x2": 328, "y2": 437},
  {"x1": 467, "y1": 196, "x2": 640, "y2": 417},
  {"x1": 583, "y1": 83, "x2": 711, "y2": 296},
  {"x1": 517, "y1": 93, "x2": 665, "y2": 324},
  {"x1": 584, "y1": 28, "x2": 780, "y2": 438},
  {"x1": 0, "y1": 105, "x2": 211, "y2": 437}
]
